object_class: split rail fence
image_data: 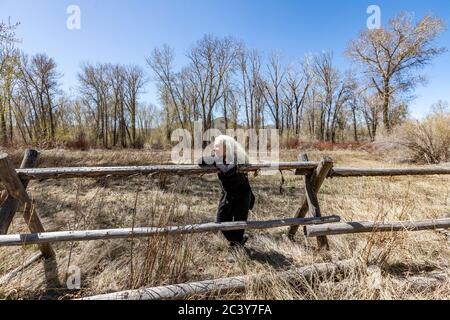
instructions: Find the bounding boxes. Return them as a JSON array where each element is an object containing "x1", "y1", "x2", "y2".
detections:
[{"x1": 0, "y1": 149, "x2": 449, "y2": 299}]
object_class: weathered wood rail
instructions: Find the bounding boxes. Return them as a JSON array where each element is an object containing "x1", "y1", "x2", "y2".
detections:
[
  {"x1": 14, "y1": 164, "x2": 450, "y2": 180},
  {"x1": 16, "y1": 162, "x2": 318, "y2": 180},
  {"x1": 0, "y1": 148, "x2": 449, "y2": 298},
  {"x1": 329, "y1": 167, "x2": 450, "y2": 177},
  {"x1": 0, "y1": 215, "x2": 340, "y2": 247},
  {"x1": 305, "y1": 218, "x2": 450, "y2": 237}
]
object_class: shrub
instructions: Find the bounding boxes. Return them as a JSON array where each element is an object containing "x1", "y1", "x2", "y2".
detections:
[
  {"x1": 66, "y1": 132, "x2": 90, "y2": 151},
  {"x1": 132, "y1": 136, "x2": 145, "y2": 149},
  {"x1": 389, "y1": 111, "x2": 450, "y2": 164},
  {"x1": 282, "y1": 136, "x2": 301, "y2": 149}
]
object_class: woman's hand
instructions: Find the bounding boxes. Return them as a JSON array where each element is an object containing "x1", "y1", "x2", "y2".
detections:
[{"x1": 197, "y1": 156, "x2": 217, "y2": 167}]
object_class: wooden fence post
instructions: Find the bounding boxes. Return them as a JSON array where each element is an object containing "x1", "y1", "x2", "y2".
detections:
[
  {"x1": 0, "y1": 149, "x2": 40, "y2": 234},
  {"x1": 0, "y1": 152, "x2": 55, "y2": 259},
  {"x1": 289, "y1": 154, "x2": 333, "y2": 248}
]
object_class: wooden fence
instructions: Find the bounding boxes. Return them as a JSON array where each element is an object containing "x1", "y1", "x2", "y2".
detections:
[{"x1": 0, "y1": 149, "x2": 449, "y2": 299}]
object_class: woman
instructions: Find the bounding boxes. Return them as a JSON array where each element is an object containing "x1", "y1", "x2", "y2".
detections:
[{"x1": 198, "y1": 135, "x2": 255, "y2": 262}]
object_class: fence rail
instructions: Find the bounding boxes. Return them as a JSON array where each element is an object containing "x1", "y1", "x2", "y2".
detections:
[
  {"x1": 13, "y1": 163, "x2": 450, "y2": 181},
  {"x1": 305, "y1": 218, "x2": 450, "y2": 237},
  {"x1": 16, "y1": 162, "x2": 318, "y2": 180},
  {"x1": 329, "y1": 167, "x2": 450, "y2": 177},
  {"x1": 0, "y1": 215, "x2": 340, "y2": 247}
]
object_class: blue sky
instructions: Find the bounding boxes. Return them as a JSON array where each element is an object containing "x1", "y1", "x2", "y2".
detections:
[{"x1": 1, "y1": 0, "x2": 449, "y2": 118}]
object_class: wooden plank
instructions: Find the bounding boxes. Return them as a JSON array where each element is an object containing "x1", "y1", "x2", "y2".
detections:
[
  {"x1": 0, "y1": 215, "x2": 341, "y2": 247},
  {"x1": 303, "y1": 156, "x2": 329, "y2": 250},
  {"x1": 79, "y1": 259, "x2": 358, "y2": 300},
  {"x1": 0, "y1": 153, "x2": 55, "y2": 258},
  {"x1": 330, "y1": 167, "x2": 450, "y2": 177},
  {"x1": 0, "y1": 149, "x2": 39, "y2": 234},
  {"x1": 16, "y1": 162, "x2": 320, "y2": 180},
  {"x1": 0, "y1": 153, "x2": 31, "y2": 203},
  {"x1": 8, "y1": 164, "x2": 450, "y2": 181},
  {"x1": 22, "y1": 202, "x2": 55, "y2": 258},
  {"x1": 289, "y1": 156, "x2": 334, "y2": 237},
  {"x1": 304, "y1": 174, "x2": 321, "y2": 218},
  {"x1": 304, "y1": 218, "x2": 450, "y2": 237}
]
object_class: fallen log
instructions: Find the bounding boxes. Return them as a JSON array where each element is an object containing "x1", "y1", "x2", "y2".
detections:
[
  {"x1": 0, "y1": 215, "x2": 340, "y2": 247},
  {"x1": 304, "y1": 218, "x2": 450, "y2": 237},
  {"x1": 79, "y1": 259, "x2": 359, "y2": 300},
  {"x1": 392, "y1": 272, "x2": 449, "y2": 292}
]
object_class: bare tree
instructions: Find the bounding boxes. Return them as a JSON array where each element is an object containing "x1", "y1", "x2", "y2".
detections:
[
  {"x1": 16, "y1": 53, "x2": 61, "y2": 141},
  {"x1": 186, "y1": 35, "x2": 239, "y2": 130},
  {"x1": 78, "y1": 62, "x2": 111, "y2": 147},
  {"x1": 0, "y1": 19, "x2": 20, "y2": 144},
  {"x1": 238, "y1": 48, "x2": 265, "y2": 130},
  {"x1": 137, "y1": 103, "x2": 159, "y2": 142},
  {"x1": 283, "y1": 59, "x2": 312, "y2": 135},
  {"x1": 311, "y1": 52, "x2": 353, "y2": 142},
  {"x1": 147, "y1": 45, "x2": 190, "y2": 133},
  {"x1": 263, "y1": 52, "x2": 285, "y2": 132},
  {"x1": 347, "y1": 13, "x2": 446, "y2": 132},
  {"x1": 124, "y1": 65, "x2": 146, "y2": 147},
  {"x1": 109, "y1": 64, "x2": 126, "y2": 147}
]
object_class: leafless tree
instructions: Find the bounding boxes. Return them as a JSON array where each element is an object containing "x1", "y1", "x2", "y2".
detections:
[
  {"x1": 347, "y1": 12, "x2": 446, "y2": 132},
  {"x1": 311, "y1": 52, "x2": 353, "y2": 142},
  {"x1": 78, "y1": 62, "x2": 111, "y2": 147},
  {"x1": 263, "y1": 52, "x2": 285, "y2": 132},
  {"x1": 15, "y1": 53, "x2": 61, "y2": 142},
  {"x1": 124, "y1": 65, "x2": 146, "y2": 147}
]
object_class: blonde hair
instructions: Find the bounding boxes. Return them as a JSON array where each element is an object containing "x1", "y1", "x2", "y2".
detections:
[{"x1": 215, "y1": 135, "x2": 249, "y2": 165}]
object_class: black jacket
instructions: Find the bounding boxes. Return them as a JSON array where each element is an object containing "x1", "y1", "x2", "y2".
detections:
[{"x1": 198, "y1": 156, "x2": 255, "y2": 209}]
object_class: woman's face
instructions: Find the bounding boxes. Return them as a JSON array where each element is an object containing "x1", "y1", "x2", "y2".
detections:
[{"x1": 213, "y1": 139, "x2": 225, "y2": 157}]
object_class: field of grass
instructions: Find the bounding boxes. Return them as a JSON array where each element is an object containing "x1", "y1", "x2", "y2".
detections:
[{"x1": 0, "y1": 148, "x2": 449, "y2": 300}]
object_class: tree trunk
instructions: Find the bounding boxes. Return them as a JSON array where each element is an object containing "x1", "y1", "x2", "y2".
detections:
[{"x1": 383, "y1": 80, "x2": 391, "y2": 133}]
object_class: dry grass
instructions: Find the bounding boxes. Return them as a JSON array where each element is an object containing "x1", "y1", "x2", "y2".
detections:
[
  {"x1": 0, "y1": 148, "x2": 448, "y2": 300},
  {"x1": 378, "y1": 111, "x2": 450, "y2": 164}
]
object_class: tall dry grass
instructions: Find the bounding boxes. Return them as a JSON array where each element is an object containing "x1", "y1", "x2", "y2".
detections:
[
  {"x1": 380, "y1": 111, "x2": 450, "y2": 164},
  {"x1": 0, "y1": 149, "x2": 448, "y2": 300}
]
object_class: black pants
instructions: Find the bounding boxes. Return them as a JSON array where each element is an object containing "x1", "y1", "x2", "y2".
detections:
[{"x1": 216, "y1": 190, "x2": 252, "y2": 246}]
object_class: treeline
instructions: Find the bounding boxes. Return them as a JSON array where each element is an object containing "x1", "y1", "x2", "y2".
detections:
[
  {"x1": 77, "y1": 63, "x2": 149, "y2": 148},
  {"x1": 0, "y1": 20, "x2": 158, "y2": 149},
  {"x1": 0, "y1": 13, "x2": 446, "y2": 149}
]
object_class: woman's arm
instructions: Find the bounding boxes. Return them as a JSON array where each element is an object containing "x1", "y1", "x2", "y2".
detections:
[
  {"x1": 197, "y1": 156, "x2": 217, "y2": 167},
  {"x1": 215, "y1": 163, "x2": 238, "y2": 176},
  {"x1": 197, "y1": 156, "x2": 238, "y2": 176}
]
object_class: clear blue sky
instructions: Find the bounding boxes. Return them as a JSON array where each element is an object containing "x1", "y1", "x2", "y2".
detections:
[{"x1": 1, "y1": 0, "x2": 449, "y2": 118}]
